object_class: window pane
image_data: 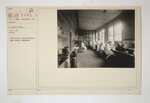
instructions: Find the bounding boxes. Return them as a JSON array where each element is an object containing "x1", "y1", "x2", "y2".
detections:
[
  {"x1": 93, "y1": 32, "x2": 95, "y2": 40},
  {"x1": 99, "y1": 31, "x2": 101, "y2": 40},
  {"x1": 100, "y1": 29, "x2": 105, "y2": 43},
  {"x1": 108, "y1": 26, "x2": 114, "y2": 42},
  {"x1": 96, "y1": 32, "x2": 98, "y2": 41},
  {"x1": 114, "y1": 22, "x2": 122, "y2": 41}
]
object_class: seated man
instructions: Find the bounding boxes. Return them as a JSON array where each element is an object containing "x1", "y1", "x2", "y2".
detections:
[
  {"x1": 95, "y1": 40, "x2": 101, "y2": 52},
  {"x1": 92, "y1": 40, "x2": 96, "y2": 50},
  {"x1": 72, "y1": 44, "x2": 79, "y2": 53},
  {"x1": 78, "y1": 42, "x2": 87, "y2": 52},
  {"x1": 104, "y1": 41, "x2": 114, "y2": 57},
  {"x1": 89, "y1": 40, "x2": 93, "y2": 48},
  {"x1": 97, "y1": 42, "x2": 105, "y2": 57},
  {"x1": 115, "y1": 41, "x2": 123, "y2": 51},
  {"x1": 121, "y1": 43, "x2": 128, "y2": 53},
  {"x1": 104, "y1": 41, "x2": 116, "y2": 66},
  {"x1": 116, "y1": 42, "x2": 128, "y2": 53}
]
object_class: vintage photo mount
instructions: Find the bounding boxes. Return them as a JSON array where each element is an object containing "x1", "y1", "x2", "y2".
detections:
[
  {"x1": 58, "y1": 9, "x2": 135, "y2": 68},
  {"x1": 7, "y1": 6, "x2": 141, "y2": 95}
]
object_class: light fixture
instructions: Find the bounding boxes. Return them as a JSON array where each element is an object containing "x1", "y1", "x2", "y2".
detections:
[
  {"x1": 103, "y1": 10, "x2": 107, "y2": 13},
  {"x1": 57, "y1": 26, "x2": 62, "y2": 30}
]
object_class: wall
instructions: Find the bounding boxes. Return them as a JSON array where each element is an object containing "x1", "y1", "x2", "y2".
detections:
[
  {"x1": 96, "y1": 10, "x2": 135, "y2": 47},
  {"x1": 121, "y1": 10, "x2": 135, "y2": 48},
  {"x1": 121, "y1": 10, "x2": 135, "y2": 40},
  {"x1": 58, "y1": 10, "x2": 78, "y2": 51},
  {"x1": 79, "y1": 10, "x2": 135, "y2": 48},
  {"x1": 0, "y1": 0, "x2": 150, "y2": 103},
  {"x1": 78, "y1": 30, "x2": 96, "y2": 41}
]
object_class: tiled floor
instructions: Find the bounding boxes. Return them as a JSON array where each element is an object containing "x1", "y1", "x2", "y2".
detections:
[{"x1": 77, "y1": 49, "x2": 105, "y2": 68}]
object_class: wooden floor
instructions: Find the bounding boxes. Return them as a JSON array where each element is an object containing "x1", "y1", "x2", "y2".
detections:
[{"x1": 77, "y1": 49, "x2": 105, "y2": 68}]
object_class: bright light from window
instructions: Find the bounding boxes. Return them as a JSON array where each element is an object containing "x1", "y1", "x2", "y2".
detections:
[
  {"x1": 100, "y1": 29, "x2": 105, "y2": 43},
  {"x1": 108, "y1": 26, "x2": 114, "y2": 42},
  {"x1": 96, "y1": 32, "x2": 98, "y2": 41},
  {"x1": 114, "y1": 21, "x2": 122, "y2": 41}
]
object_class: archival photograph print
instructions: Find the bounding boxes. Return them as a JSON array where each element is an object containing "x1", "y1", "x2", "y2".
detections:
[{"x1": 57, "y1": 10, "x2": 135, "y2": 68}]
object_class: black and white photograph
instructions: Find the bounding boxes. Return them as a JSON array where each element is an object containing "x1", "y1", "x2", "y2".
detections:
[
  {"x1": 58, "y1": 10, "x2": 135, "y2": 68},
  {"x1": 6, "y1": 6, "x2": 141, "y2": 96}
]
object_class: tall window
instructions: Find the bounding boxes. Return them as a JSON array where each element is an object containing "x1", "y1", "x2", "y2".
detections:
[
  {"x1": 96, "y1": 32, "x2": 98, "y2": 42},
  {"x1": 108, "y1": 26, "x2": 114, "y2": 42},
  {"x1": 99, "y1": 31, "x2": 101, "y2": 40},
  {"x1": 100, "y1": 29, "x2": 105, "y2": 43},
  {"x1": 114, "y1": 21, "x2": 122, "y2": 41},
  {"x1": 89, "y1": 33, "x2": 92, "y2": 40},
  {"x1": 93, "y1": 31, "x2": 95, "y2": 40}
]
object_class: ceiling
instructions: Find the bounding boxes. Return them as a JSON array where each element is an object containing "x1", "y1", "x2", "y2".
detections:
[{"x1": 78, "y1": 10, "x2": 122, "y2": 30}]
